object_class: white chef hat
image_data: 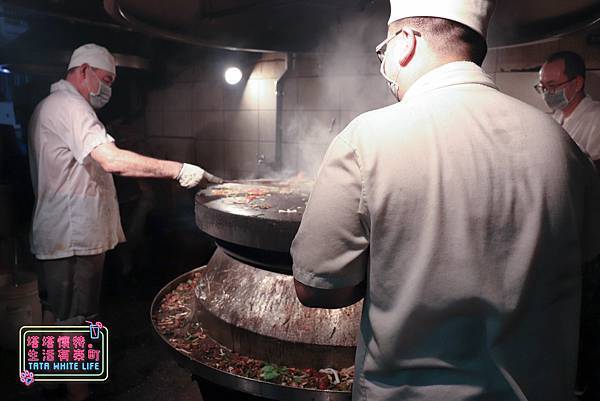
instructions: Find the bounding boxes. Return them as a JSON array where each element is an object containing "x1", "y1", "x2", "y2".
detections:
[
  {"x1": 388, "y1": 0, "x2": 495, "y2": 39},
  {"x1": 68, "y1": 43, "x2": 116, "y2": 75}
]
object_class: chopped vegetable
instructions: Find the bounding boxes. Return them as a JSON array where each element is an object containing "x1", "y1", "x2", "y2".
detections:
[{"x1": 153, "y1": 272, "x2": 354, "y2": 392}]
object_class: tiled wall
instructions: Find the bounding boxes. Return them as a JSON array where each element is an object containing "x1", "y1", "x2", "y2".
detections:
[
  {"x1": 145, "y1": 53, "x2": 286, "y2": 179},
  {"x1": 485, "y1": 26, "x2": 600, "y2": 110},
  {"x1": 279, "y1": 54, "x2": 392, "y2": 176},
  {"x1": 145, "y1": 24, "x2": 600, "y2": 179},
  {"x1": 145, "y1": 51, "x2": 392, "y2": 179}
]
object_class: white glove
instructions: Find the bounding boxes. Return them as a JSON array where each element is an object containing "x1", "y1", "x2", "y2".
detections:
[{"x1": 176, "y1": 163, "x2": 223, "y2": 188}]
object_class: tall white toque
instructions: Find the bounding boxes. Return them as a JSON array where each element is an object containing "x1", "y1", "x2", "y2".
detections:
[
  {"x1": 388, "y1": 0, "x2": 496, "y2": 39},
  {"x1": 67, "y1": 43, "x2": 116, "y2": 75}
]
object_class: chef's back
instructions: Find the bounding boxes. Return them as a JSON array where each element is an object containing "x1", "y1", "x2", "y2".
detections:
[
  {"x1": 348, "y1": 64, "x2": 600, "y2": 400},
  {"x1": 292, "y1": 59, "x2": 600, "y2": 401}
]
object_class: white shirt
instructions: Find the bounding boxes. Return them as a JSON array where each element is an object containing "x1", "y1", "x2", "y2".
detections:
[
  {"x1": 553, "y1": 95, "x2": 600, "y2": 160},
  {"x1": 28, "y1": 80, "x2": 125, "y2": 260},
  {"x1": 292, "y1": 62, "x2": 600, "y2": 401}
]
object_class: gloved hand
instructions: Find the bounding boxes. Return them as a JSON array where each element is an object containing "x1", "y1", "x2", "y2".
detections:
[{"x1": 176, "y1": 163, "x2": 223, "y2": 188}]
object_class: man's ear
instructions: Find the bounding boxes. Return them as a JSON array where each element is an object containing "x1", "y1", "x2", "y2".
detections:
[
  {"x1": 397, "y1": 28, "x2": 417, "y2": 67},
  {"x1": 575, "y1": 75, "x2": 585, "y2": 93},
  {"x1": 80, "y1": 63, "x2": 90, "y2": 79}
]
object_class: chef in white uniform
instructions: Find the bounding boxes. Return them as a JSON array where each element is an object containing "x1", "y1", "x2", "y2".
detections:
[
  {"x1": 29, "y1": 43, "x2": 222, "y2": 321},
  {"x1": 538, "y1": 51, "x2": 600, "y2": 172},
  {"x1": 291, "y1": 1, "x2": 600, "y2": 401},
  {"x1": 29, "y1": 43, "x2": 222, "y2": 400}
]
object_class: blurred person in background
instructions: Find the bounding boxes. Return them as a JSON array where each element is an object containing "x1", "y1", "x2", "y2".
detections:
[
  {"x1": 292, "y1": 1, "x2": 600, "y2": 400},
  {"x1": 538, "y1": 50, "x2": 600, "y2": 401}
]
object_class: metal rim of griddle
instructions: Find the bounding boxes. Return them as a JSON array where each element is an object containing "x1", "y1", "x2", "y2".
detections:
[
  {"x1": 195, "y1": 183, "x2": 308, "y2": 272},
  {"x1": 150, "y1": 267, "x2": 352, "y2": 401},
  {"x1": 195, "y1": 191, "x2": 303, "y2": 253},
  {"x1": 194, "y1": 205, "x2": 298, "y2": 273},
  {"x1": 213, "y1": 238, "x2": 293, "y2": 274}
]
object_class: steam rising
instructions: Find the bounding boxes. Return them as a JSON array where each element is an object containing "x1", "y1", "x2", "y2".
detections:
[{"x1": 277, "y1": 12, "x2": 393, "y2": 179}]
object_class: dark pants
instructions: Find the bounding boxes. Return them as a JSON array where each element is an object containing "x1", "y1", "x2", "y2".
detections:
[{"x1": 36, "y1": 254, "x2": 105, "y2": 324}]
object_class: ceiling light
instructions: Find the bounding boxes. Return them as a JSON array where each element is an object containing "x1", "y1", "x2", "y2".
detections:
[{"x1": 224, "y1": 67, "x2": 242, "y2": 85}]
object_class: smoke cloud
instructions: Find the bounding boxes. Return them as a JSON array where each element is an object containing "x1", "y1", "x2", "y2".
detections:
[{"x1": 278, "y1": 11, "x2": 394, "y2": 178}]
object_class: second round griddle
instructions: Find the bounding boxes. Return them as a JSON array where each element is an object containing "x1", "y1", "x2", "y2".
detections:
[
  {"x1": 195, "y1": 179, "x2": 312, "y2": 273},
  {"x1": 150, "y1": 265, "x2": 354, "y2": 401}
]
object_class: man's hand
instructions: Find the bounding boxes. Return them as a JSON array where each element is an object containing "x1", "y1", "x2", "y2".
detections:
[{"x1": 176, "y1": 163, "x2": 223, "y2": 188}]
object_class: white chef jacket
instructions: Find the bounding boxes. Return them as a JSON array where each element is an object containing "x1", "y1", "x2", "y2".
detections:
[
  {"x1": 292, "y1": 62, "x2": 600, "y2": 401},
  {"x1": 553, "y1": 95, "x2": 600, "y2": 161},
  {"x1": 28, "y1": 79, "x2": 125, "y2": 260}
]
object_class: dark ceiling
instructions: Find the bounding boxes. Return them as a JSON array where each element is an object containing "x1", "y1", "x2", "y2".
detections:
[
  {"x1": 0, "y1": 0, "x2": 157, "y2": 75},
  {"x1": 105, "y1": 0, "x2": 600, "y2": 50},
  {"x1": 105, "y1": 0, "x2": 388, "y2": 53},
  {"x1": 2, "y1": 0, "x2": 600, "y2": 75}
]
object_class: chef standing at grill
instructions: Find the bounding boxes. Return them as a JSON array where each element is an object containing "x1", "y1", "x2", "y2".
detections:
[
  {"x1": 291, "y1": 1, "x2": 600, "y2": 400},
  {"x1": 28, "y1": 43, "x2": 222, "y2": 401}
]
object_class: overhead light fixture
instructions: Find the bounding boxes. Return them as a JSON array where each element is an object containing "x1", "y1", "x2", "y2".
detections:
[
  {"x1": 224, "y1": 67, "x2": 242, "y2": 85},
  {"x1": 0, "y1": 65, "x2": 11, "y2": 74}
]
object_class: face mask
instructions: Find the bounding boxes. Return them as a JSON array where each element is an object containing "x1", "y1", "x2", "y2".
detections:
[
  {"x1": 543, "y1": 87, "x2": 569, "y2": 111},
  {"x1": 379, "y1": 51, "x2": 401, "y2": 102},
  {"x1": 86, "y1": 69, "x2": 112, "y2": 109},
  {"x1": 386, "y1": 81, "x2": 400, "y2": 101}
]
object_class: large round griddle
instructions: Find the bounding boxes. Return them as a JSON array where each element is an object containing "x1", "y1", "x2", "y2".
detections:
[
  {"x1": 195, "y1": 249, "x2": 360, "y2": 369},
  {"x1": 151, "y1": 266, "x2": 353, "y2": 401},
  {"x1": 195, "y1": 179, "x2": 311, "y2": 272}
]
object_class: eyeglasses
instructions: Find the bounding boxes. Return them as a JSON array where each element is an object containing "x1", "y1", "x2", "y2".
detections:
[
  {"x1": 533, "y1": 77, "x2": 575, "y2": 94},
  {"x1": 375, "y1": 28, "x2": 421, "y2": 63}
]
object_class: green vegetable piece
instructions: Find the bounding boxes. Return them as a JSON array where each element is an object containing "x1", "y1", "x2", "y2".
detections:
[{"x1": 260, "y1": 364, "x2": 280, "y2": 381}]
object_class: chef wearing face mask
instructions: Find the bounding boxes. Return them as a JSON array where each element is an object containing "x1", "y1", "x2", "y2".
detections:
[
  {"x1": 538, "y1": 51, "x2": 600, "y2": 172},
  {"x1": 29, "y1": 42, "x2": 223, "y2": 319},
  {"x1": 29, "y1": 43, "x2": 223, "y2": 400},
  {"x1": 28, "y1": 39, "x2": 222, "y2": 372}
]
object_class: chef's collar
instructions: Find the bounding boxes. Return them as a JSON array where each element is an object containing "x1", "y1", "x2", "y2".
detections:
[
  {"x1": 403, "y1": 61, "x2": 497, "y2": 101},
  {"x1": 555, "y1": 95, "x2": 591, "y2": 126},
  {"x1": 50, "y1": 79, "x2": 81, "y2": 97}
]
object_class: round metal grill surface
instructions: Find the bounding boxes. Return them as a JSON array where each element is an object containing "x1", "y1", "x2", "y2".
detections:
[{"x1": 195, "y1": 180, "x2": 312, "y2": 272}]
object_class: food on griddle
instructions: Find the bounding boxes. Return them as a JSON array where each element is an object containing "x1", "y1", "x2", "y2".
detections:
[
  {"x1": 204, "y1": 178, "x2": 312, "y2": 211},
  {"x1": 153, "y1": 272, "x2": 354, "y2": 392}
]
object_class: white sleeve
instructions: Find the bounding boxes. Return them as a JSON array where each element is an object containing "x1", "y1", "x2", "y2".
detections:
[
  {"x1": 291, "y1": 134, "x2": 369, "y2": 289},
  {"x1": 583, "y1": 117, "x2": 600, "y2": 161},
  {"x1": 65, "y1": 103, "x2": 114, "y2": 164}
]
